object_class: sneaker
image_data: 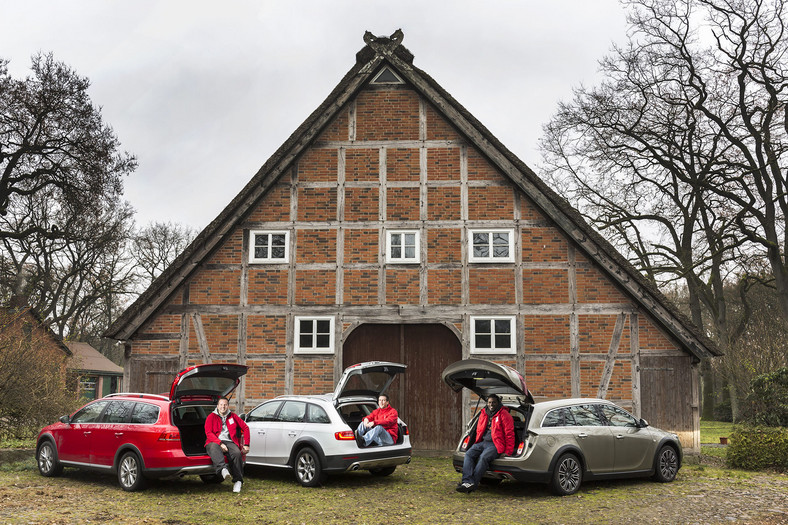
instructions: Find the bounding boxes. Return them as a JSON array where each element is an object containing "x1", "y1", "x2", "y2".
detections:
[
  {"x1": 354, "y1": 430, "x2": 365, "y2": 447},
  {"x1": 232, "y1": 481, "x2": 242, "y2": 493},
  {"x1": 221, "y1": 468, "x2": 231, "y2": 481},
  {"x1": 456, "y1": 482, "x2": 476, "y2": 493}
]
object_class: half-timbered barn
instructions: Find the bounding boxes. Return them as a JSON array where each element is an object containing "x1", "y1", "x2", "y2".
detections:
[{"x1": 107, "y1": 31, "x2": 720, "y2": 453}]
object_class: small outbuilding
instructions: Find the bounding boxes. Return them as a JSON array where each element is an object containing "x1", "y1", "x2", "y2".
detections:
[
  {"x1": 107, "y1": 31, "x2": 720, "y2": 453},
  {"x1": 66, "y1": 342, "x2": 123, "y2": 400}
]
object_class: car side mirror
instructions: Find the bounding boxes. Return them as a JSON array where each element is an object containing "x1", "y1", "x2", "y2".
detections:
[
  {"x1": 59, "y1": 415, "x2": 71, "y2": 424},
  {"x1": 239, "y1": 413, "x2": 247, "y2": 421},
  {"x1": 639, "y1": 418, "x2": 649, "y2": 428}
]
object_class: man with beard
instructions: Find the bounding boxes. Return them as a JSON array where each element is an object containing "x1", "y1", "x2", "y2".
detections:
[
  {"x1": 205, "y1": 397, "x2": 250, "y2": 493},
  {"x1": 456, "y1": 394, "x2": 514, "y2": 493}
]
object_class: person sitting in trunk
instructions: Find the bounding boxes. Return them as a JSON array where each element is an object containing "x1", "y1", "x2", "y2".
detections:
[
  {"x1": 355, "y1": 394, "x2": 398, "y2": 447},
  {"x1": 205, "y1": 397, "x2": 250, "y2": 493},
  {"x1": 456, "y1": 394, "x2": 514, "y2": 493}
]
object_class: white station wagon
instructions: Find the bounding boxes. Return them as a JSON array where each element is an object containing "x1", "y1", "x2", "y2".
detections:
[{"x1": 242, "y1": 361, "x2": 412, "y2": 486}]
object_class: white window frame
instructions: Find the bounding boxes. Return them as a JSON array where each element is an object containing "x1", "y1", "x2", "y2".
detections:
[
  {"x1": 294, "y1": 316, "x2": 335, "y2": 354},
  {"x1": 249, "y1": 230, "x2": 290, "y2": 264},
  {"x1": 468, "y1": 228, "x2": 515, "y2": 263},
  {"x1": 386, "y1": 230, "x2": 421, "y2": 264},
  {"x1": 470, "y1": 315, "x2": 516, "y2": 354}
]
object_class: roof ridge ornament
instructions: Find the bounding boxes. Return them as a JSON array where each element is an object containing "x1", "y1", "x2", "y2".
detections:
[{"x1": 363, "y1": 29, "x2": 404, "y2": 54}]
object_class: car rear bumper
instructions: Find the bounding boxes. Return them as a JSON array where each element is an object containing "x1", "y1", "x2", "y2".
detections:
[
  {"x1": 452, "y1": 454, "x2": 550, "y2": 484},
  {"x1": 143, "y1": 463, "x2": 217, "y2": 479},
  {"x1": 324, "y1": 447, "x2": 412, "y2": 473}
]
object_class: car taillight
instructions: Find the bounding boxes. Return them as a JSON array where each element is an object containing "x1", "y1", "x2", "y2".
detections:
[
  {"x1": 403, "y1": 425, "x2": 409, "y2": 435},
  {"x1": 335, "y1": 431, "x2": 355, "y2": 440},
  {"x1": 461, "y1": 436, "x2": 470, "y2": 451},
  {"x1": 158, "y1": 431, "x2": 180, "y2": 442},
  {"x1": 516, "y1": 442, "x2": 525, "y2": 455}
]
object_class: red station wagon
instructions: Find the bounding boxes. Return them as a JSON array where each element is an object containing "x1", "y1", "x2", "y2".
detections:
[{"x1": 36, "y1": 363, "x2": 248, "y2": 491}]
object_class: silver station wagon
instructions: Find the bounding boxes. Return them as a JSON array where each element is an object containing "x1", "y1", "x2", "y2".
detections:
[
  {"x1": 442, "y1": 359, "x2": 682, "y2": 495},
  {"x1": 242, "y1": 361, "x2": 411, "y2": 486}
]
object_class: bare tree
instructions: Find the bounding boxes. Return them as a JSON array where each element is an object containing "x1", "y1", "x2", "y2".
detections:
[
  {"x1": 0, "y1": 53, "x2": 136, "y2": 240},
  {"x1": 541, "y1": 0, "x2": 788, "y2": 418},
  {"x1": 132, "y1": 221, "x2": 197, "y2": 291}
]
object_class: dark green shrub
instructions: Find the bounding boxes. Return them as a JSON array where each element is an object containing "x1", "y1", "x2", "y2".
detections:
[
  {"x1": 743, "y1": 367, "x2": 788, "y2": 427},
  {"x1": 727, "y1": 426, "x2": 788, "y2": 471}
]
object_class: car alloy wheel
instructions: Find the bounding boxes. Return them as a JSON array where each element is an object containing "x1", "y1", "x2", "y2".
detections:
[
  {"x1": 551, "y1": 453, "x2": 582, "y2": 496},
  {"x1": 36, "y1": 441, "x2": 62, "y2": 477},
  {"x1": 654, "y1": 445, "x2": 679, "y2": 482},
  {"x1": 295, "y1": 447, "x2": 324, "y2": 487},
  {"x1": 118, "y1": 451, "x2": 145, "y2": 491}
]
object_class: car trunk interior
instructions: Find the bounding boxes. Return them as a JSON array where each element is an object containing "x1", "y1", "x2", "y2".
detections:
[
  {"x1": 172, "y1": 404, "x2": 216, "y2": 456},
  {"x1": 466, "y1": 405, "x2": 532, "y2": 454},
  {"x1": 337, "y1": 401, "x2": 407, "y2": 446}
]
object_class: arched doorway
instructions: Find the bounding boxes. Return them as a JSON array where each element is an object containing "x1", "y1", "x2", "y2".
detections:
[{"x1": 342, "y1": 323, "x2": 463, "y2": 451}]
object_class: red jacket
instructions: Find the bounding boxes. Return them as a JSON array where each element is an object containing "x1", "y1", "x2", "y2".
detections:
[
  {"x1": 474, "y1": 406, "x2": 515, "y2": 455},
  {"x1": 204, "y1": 411, "x2": 250, "y2": 449},
  {"x1": 365, "y1": 405, "x2": 399, "y2": 442}
]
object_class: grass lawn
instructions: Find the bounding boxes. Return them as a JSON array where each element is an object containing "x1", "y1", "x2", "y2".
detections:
[{"x1": 699, "y1": 419, "x2": 734, "y2": 444}]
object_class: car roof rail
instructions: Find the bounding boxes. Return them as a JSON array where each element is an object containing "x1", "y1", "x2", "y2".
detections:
[{"x1": 104, "y1": 392, "x2": 170, "y2": 401}]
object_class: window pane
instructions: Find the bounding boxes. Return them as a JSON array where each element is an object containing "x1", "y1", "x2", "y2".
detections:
[
  {"x1": 475, "y1": 334, "x2": 491, "y2": 348},
  {"x1": 103, "y1": 401, "x2": 134, "y2": 424},
  {"x1": 255, "y1": 246, "x2": 268, "y2": 259},
  {"x1": 494, "y1": 319, "x2": 511, "y2": 333},
  {"x1": 493, "y1": 245, "x2": 510, "y2": 258},
  {"x1": 271, "y1": 246, "x2": 285, "y2": 259},
  {"x1": 493, "y1": 232, "x2": 509, "y2": 245},
  {"x1": 300, "y1": 320, "x2": 313, "y2": 333},
  {"x1": 474, "y1": 245, "x2": 489, "y2": 257},
  {"x1": 391, "y1": 233, "x2": 401, "y2": 246},
  {"x1": 300, "y1": 334, "x2": 313, "y2": 347},
  {"x1": 495, "y1": 334, "x2": 511, "y2": 348},
  {"x1": 570, "y1": 405, "x2": 604, "y2": 426},
  {"x1": 279, "y1": 401, "x2": 306, "y2": 422},
  {"x1": 404, "y1": 246, "x2": 415, "y2": 258},
  {"x1": 316, "y1": 320, "x2": 330, "y2": 333},
  {"x1": 307, "y1": 404, "x2": 331, "y2": 424},
  {"x1": 254, "y1": 234, "x2": 268, "y2": 246},
  {"x1": 473, "y1": 232, "x2": 489, "y2": 245},
  {"x1": 542, "y1": 409, "x2": 563, "y2": 427},
  {"x1": 271, "y1": 234, "x2": 286, "y2": 246},
  {"x1": 316, "y1": 334, "x2": 330, "y2": 348},
  {"x1": 71, "y1": 401, "x2": 108, "y2": 423},
  {"x1": 131, "y1": 403, "x2": 160, "y2": 424},
  {"x1": 391, "y1": 246, "x2": 402, "y2": 258},
  {"x1": 475, "y1": 319, "x2": 491, "y2": 333},
  {"x1": 404, "y1": 233, "x2": 416, "y2": 246},
  {"x1": 247, "y1": 401, "x2": 281, "y2": 423}
]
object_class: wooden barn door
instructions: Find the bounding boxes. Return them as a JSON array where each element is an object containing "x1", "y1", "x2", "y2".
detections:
[
  {"x1": 640, "y1": 355, "x2": 696, "y2": 447},
  {"x1": 127, "y1": 357, "x2": 179, "y2": 394},
  {"x1": 343, "y1": 324, "x2": 463, "y2": 451}
]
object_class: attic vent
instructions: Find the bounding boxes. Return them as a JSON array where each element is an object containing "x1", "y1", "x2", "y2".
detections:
[{"x1": 371, "y1": 66, "x2": 404, "y2": 85}]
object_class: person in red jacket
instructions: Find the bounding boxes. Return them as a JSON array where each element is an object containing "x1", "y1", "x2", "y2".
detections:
[
  {"x1": 205, "y1": 397, "x2": 250, "y2": 493},
  {"x1": 456, "y1": 394, "x2": 514, "y2": 493},
  {"x1": 355, "y1": 394, "x2": 399, "y2": 446}
]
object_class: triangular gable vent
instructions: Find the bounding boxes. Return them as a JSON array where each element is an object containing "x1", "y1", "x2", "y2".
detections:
[{"x1": 370, "y1": 66, "x2": 404, "y2": 85}]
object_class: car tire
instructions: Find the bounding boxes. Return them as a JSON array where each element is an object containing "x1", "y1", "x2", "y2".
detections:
[
  {"x1": 550, "y1": 452, "x2": 582, "y2": 496},
  {"x1": 653, "y1": 445, "x2": 679, "y2": 483},
  {"x1": 36, "y1": 440, "x2": 63, "y2": 477},
  {"x1": 117, "y1": 451, "x2": 146, "y2": 492},
  {"x1": 200, "y1": 473, "x2": 224, "y2": 484},
  {"x1": 294, "y1": 447, "x2": 325, "y2": 487},
  {"x1": 369, "y1": 466, "x2": 396, "y2": 477}
]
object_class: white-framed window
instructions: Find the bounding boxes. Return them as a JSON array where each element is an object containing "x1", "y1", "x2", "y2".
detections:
[
  {"x1": 470, "y1": 316, "x2": 516, "y2": 354},
  {"x1": 295, "y1": 316, "x2": 335, "y2": 354},
  {"x1": 386, "y1": 230, "x2": 420, "y2": 263},
  {"x1": 468, "y1": 229, "x2": 514, "y2": 263},
  {"x1": 249, "y1": 230, "x2": 289, "y2": 264}
]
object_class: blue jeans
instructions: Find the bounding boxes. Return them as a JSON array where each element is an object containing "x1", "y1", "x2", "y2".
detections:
[
  {"x1": 461, "y1": 441, "x2": 499, "y2": 485},
  {"x1": 356, "y1": 421, "x2": 394, "y2": 446}
]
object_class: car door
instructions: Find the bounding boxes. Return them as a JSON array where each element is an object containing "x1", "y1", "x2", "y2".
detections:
[
  {"x1": 597, "y1": 404, "x2": 654, "y2": 472},
  {"x1": 567, "y1": 404, "x2": 615, "y2": 474},
  {"x1": 244, "y1": 400, "x2": 282, "y2": 465},
  {"x1": 90, "y1": 400, "x2": 136, "y2": 467},
  {"x1": 57, "y1": 400, "x2": 109, "y2": 464},
  {"x1": 266, "y1": 401, "x2": 307, "y2": 465}
]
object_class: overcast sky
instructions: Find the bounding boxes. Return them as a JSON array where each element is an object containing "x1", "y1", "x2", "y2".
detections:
[{"x1": 1, "y1": 1, "x2": 628, "y2": 231}]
